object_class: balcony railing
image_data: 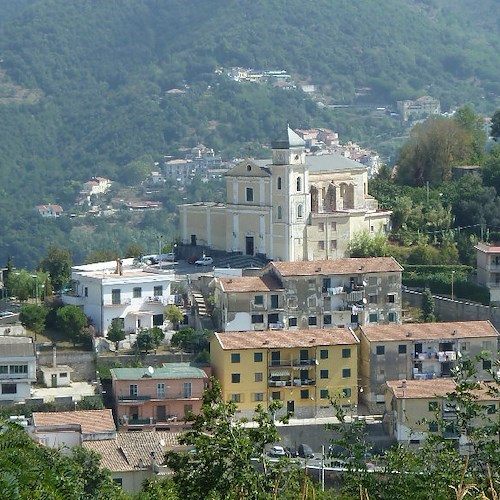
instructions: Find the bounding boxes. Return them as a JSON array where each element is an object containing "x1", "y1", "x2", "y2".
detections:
[
  {"x1": 119, "y1": 392, "x2": 203, "y2": 401},
  {"x1": 104, "y1": 298, "x2": 131, "y2": 306},
  {"x1": 269, "y1": 322, "x2": 284, "y2": 329},
  {"x1": 118, "y1": 395, "x2": 151, "y2": 401},
  {"x1": 268, "y1": 378, "x2": 316, "y2": 387},
  {"x1": 269, "y1": 358, "x2": 316, "y2": 367},
  {"x1": 127, "y1": 417, "x2": 156, "y2": 425},
  {"x1": 414, "y1": 351, "x2": 457, "y2": 362}
]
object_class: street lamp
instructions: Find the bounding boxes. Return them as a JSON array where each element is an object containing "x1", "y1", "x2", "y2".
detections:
[
  {"x1": 31, "y1": 275, "x2": 39, "y2": 305},
  {"x1": 451, "y1": 270, "x2": 456, "y2": 301}
]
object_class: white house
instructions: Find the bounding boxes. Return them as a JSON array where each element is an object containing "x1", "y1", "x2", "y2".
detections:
[
  {"x1": 0, "y1": 336, "x2": 37, "y2": 403},
  {"x1": 62, "y1": 258, "x2": 176, "y2": 336}
]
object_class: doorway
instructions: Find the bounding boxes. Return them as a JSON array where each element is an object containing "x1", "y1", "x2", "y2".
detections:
[
  {"x1": 245, "y1": 236, "x2": 254, "y2": 255},
  {"x1": 191, "y1": 234, "x2": 197, "y2": 246},
  {"x1": 287, "y1": 400, "x2": 295, "y2": 413},
  {"x1": 157, "y1": 405, "x2": 166, "y2": 421}
]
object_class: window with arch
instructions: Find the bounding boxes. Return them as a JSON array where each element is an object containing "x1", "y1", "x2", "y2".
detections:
[
  {"x1": 296, "y1": 176, "x2": 302, "y2": 192},
  {"x1": 277, "y1": 177, "x2": 282, "y2": 190},
  {"x1": 297, "y1": 204, "x2": 303, "y2": 218},
  {"x1": 277, "y1": 206, "x2": 282, "y2": 220}
]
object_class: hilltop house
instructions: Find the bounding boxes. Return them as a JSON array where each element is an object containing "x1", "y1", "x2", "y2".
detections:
[{"x1": 35, "y1": 204, "x2": 64, "y2": 218}]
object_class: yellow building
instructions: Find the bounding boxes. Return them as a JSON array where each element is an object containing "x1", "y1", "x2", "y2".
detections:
[
  {"x1": 384, "y1": 379, "x2": 498, "y2": 454},
  {"x1": 210, "y1": 328, "x2": 360, "y2": 420},
  {"x1": 179, "y1": 126, "x2": 391, "y2": 261}
]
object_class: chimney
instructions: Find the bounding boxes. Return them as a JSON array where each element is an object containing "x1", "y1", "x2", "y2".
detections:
[{"x1": 52, "y1": 345, "x2": 57, "y2": 368}]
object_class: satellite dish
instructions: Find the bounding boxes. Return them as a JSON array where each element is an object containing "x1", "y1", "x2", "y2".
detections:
[
  {"x1": 160, "y1": 439, "x2": 165, "y2": 446},
  {"x1": 148, "y1": 366, "x2": 154, "y2": 375}
]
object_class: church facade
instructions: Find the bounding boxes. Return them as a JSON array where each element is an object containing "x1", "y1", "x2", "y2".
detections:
[{"x1": 179, "y1": 127, "x2": 391, "y2": 261}]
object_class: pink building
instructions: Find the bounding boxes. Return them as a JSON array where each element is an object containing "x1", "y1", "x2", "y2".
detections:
[{"x1": 111, "y1": 364, "x2": 208, "y2": 430}]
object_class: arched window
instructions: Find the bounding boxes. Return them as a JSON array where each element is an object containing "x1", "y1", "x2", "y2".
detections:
[
  {"x1": 277, "y1": 206, "x2": 282, "y2": 220},
  {"x1": 296, "y1": 176, "x2": 302, "y2": 192},
  {"x1": 297, "y1": 204, "x2": 303, "y2": 218},
  {"x1": 277, "y1": 177, "x2": 282, "y2": 190}
]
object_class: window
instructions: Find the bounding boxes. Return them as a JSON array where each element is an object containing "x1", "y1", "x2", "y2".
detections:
[
  {"x1": 111, "y1": 288, "x2": 121, "y2": 305},
  {"x1": 254, "y1": 372, "x2": 263, "y2": 382},
  {"x1": 156, "y1": 383, "x2": 166, "y2": 398},
  {"x1": 320, "y1": 369, "x2": 329, "y2": 379},
  {"x1": 154, "y1": 285, "x2": 163, "y2": 297},
  {"x1": 369, "y1": 295, "x2": 377, "y2": 304},
  {"x1": 342, "y1": 368, "x2": 351, "y2": 378},
  {"x1": 428, "y1": 401, "x2": 438, "y2": 411},
  {"x1": 320, "y1": 389, "x2": 329, "y2": 399},
  {"x1": 368, "y1": 277, "x2": 377, "y2": 286},
  {"x1": 307, "y1": 296, "x2": 317, "y2": 308},
  {"x1": 231, "y1": 353, "x2": 240, "y2": 363},
  {"x1": 320, "y1": 349, "x2": 328, "y2": 359},
  {"x1": 376, "y1": 345, "x2": 385, "y2": 355},
  {"x1": 133, "y1": 287, "x2": 142, "y2": 298},
  {"x1": 483, "y1": 359, "x2": 492, "y2": 370},
  {"x1": 254, "y1": 393, "x2": 264, "y2": 402},
  {"x1": 113, "y1": 478, "x2": 123, "y2": 487},
  {"x1": 318, "y1": 222, "x2": 325, "y2": 232},
  {"x1": 308, "y1": 316, "x2": 317, "y2": 326},
  {"x1": 331, "y1": 222, "x2": 337, "y2": 231},
  {"x1": 301, "y1": 389, "x2": 309, "y2": 399},
  {"x1": 369, "y1": 313, "x2": 378, "y2": 323},
  {"x1": 231, "y1": 394, "x2": 241, "y2": 403},
  {"x1": 387, "y1": 294, "x2": 396, "y2": 303},
  {"x1": 84, "y1": 287, "x2": 88, "y2": 297},
  {"x1": 297, "y1": 204, "x2": 303, "y2": 218},
  {"x1": 330, "y1": 240, "x2": 337, "y2": 250},
  {"x1": 324, "y1": 314, "x2": 332, "y2": 325},
  {"x1": 343, "y1": 388, "x2": 352, "y2": 398},
  {"x1": 251, "y1": 314, "x2": 264, "y2": 323},
  {"x1": 296, "y1": 176, "x2": 302, "y2": 192},
  {"x1": 277, "y1": 206, "x2": 282, "y2": 219},
  {"x1": 486, "y1": 404, "x2": 496, "y2": 415},
  {"x1": 153, "y1": 314, "x2": 163, "y2": 326},
  {"x1": 9, "y1": 365, "x2": 28, "y2": 374},
  {"x1": 183, "y1": 382, "x2": 192, "y2": 398},
  {"x1": 272, "y1": 391, "x2": 281, "y2": 400},
  {"x1": 271, "y1": 295, "x2": 279, "y2": 308},
  {"x1": 0, "y1": 366, "x2": 7, "y2": 374},
  {"x1": 388, "y1": 312, "x2": 397, "y2": 322},
  {"x1": 277, "y1": 177, "x2": 282, "y2": 190},
  {"x1": 271, "y1": 352, "x2": 280, "y2": 366},
  {"x1": 1, "y1": 384, "x2": 16, "y2": 394},
  {"x1": 398, "y1": 344, "x2": 407, "y2": 354},
  {"x1": 342, "y1": 348, "x2": 351, "y2": 358},
  {"x1": 428, "y1": 422, "x2": 438, "y2": 432},
  {"x1": 232, "y1": 373, "x2": 241, "y2": 383},
  {"x1": 254, "y1": 295, "x2": 263, "y2": 305},
  {"x1": 288, "y1": 317, "x2": 297, "y2": 327},
  {"x1": 129, "y1": 384, "x2": 138, "y2": 397},
  {"x1": 318, "y1": 241, "x2": 325, "y2": 250},
  {"x1": 254, "y1": 352, "x2": 263, "y2": 362},
  {"x1": 308, "y1": 279, "x2": 315, "y2": 290},
  {"x1": 246, "y1": 187, "x2": 254, "y2": 202}
]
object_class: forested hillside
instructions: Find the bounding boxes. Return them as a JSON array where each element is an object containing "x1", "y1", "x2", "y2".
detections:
[{"x1": 0, "y1": 0, "x2": 499, "y2": 268}]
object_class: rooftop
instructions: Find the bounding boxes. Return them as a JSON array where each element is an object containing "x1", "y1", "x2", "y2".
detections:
[
  {"x1": 475, "y1": 242, "x2": 500, "y2": 253},
  {"x1": 217, "y1": 274, "x2": 283, "y2": 293},
  {"x1": 386, "y1": 379, "x2": 495, "y2": 400},
  {"x1": 83, "y1": 431, "x2": 184, "y2": 472},
  {"x1": 359, "y1": 321, "x2": 499, "y2": 342},
  {"x1": 0, "y1": 341, "x2": 35, "y2": 357},
  {"x1": 214, "y1": 328, "x2": 359, "y2": 350},
  {"x1": 111, "y1": 363, "x2": 208, "y2": 381},
  {"x1": 268, "y1": 257, "x2": 403, "y2": 277},
  {"x1": 32, "y1": 409, "x2": 115, "y2": 434}
]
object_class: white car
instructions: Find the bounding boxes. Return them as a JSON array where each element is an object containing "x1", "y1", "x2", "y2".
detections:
[
  {"x1": 195, "y1": 256, "x2": 214, "y2": 266},
  {"x1": 269, "y1": 445, "x2": 286, "y2": 458}
]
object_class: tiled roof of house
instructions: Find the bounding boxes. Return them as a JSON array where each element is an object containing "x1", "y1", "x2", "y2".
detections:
[
  {"x1": 214, "y1": 328, "x2": 359, "y2": 350},
  {"x1": 32, "y1": 409, "x2": 115, "y2": 434},
  {"x1": 0, "y1": 342, "x2": 35, "y2": 357},
  {"x1": 83, "y1": 431, "x2": 184, "y2": 472},
  {"x1": 218, "y1": 274, "x2": 283, "y2": 293},
  {"x1": 111, "y1": 363, "x2": 207, "y2": 381},
  {"x1": 385, "y1": 379, "x2": 495, "y2": 400},
  {"x1": 475, "y1": 243, "x2": 500, "y2": 253},
  {"x1": 268, "y1": 257, "x2": 402, "y2": 277},
  {"x1": 359, "y1": 321, "x2": 499, "y2": 342}
]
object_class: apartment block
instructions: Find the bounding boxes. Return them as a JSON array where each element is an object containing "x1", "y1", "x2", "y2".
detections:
[{"x1": 210, "y1": 328, "x2": 360, "y2": 420}]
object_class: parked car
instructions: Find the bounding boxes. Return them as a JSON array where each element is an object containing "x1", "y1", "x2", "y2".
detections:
[
  {"x1": 269, "y1": 445, "x2": 286, "y2": 458},
  {"x1": 159, "y1": 252, "x2": 176, "y2": 262},
  {"x1": 298, "y1": 443, "x2": 314, "y2": 459},
  {"x1": 195, "y1": 256, "x2": 214, "y2": 266},
  {"x1": 285, "y1": 446, "x2": 299, "y2": 458}
]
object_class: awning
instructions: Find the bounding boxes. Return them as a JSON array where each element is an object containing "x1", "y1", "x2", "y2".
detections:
[{"x1": 270, "y1": 369, "x2": 290, "y2": 377}]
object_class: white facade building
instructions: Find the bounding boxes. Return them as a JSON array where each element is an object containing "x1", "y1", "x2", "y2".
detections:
[{"x1": 62, "y1": 258, "x2": 175, "y2": 336}]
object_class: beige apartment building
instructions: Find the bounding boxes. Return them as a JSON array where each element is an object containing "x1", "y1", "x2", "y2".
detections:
[
  {"x1": 475, "y1": 242, "x2": 500, "y2": 304},
  {"x1": 213, "y1": 257, "x2": 403, "y2": 332},
  {"x1": 179, "y1": 126, "x2": 391, "y2": 262},
  {"x1": 358, "y1": 321, "x2": 499, "y2": 411}
]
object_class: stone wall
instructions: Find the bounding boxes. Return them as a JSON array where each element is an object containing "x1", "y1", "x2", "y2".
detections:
[{"x1": 37, "y1": 350, "x2": 96, "y2": 381}]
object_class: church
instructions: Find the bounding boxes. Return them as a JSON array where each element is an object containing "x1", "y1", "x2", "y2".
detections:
[{"x1": 178, "y1": 126, "x2": 391, "y2": 262}]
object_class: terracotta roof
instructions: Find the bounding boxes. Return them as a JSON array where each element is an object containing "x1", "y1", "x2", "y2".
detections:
[
  {"x1": 475, "y1": 243, "x2": 500, "y2": 253},
  {"x1": 32, "y1": 409, "x2": 115, "y2": 434},
  {"x1": 385, "y1": 379, "x2": 496, "y2": 400},
  {"x1": 218, "y1": 274, "x2": 283, "y2": 293},
  {"x1": 214, "y1": 328, "x2": 359, "y2": 350},
  {"x1": 359, "y1": 321, "x2": 499, "y2": 342},
  {"x1": 268, "y1": 257, "x2": 403, "y2": 277},
  {"x1": 83, "y1": 431, "x2": 184, "y2": 472}
]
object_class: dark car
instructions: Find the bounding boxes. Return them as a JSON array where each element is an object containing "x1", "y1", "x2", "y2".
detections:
[
  {"x1": 298, "y1": 443, "x2": 314, "y2": 459},
  {"x1": 285, "y1": 446, "x2": 299, "y2": 458}
]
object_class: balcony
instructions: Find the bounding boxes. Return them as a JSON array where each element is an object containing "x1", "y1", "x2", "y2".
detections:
[
  {"x1": 269, "y1": 322, "x2": 284, "y2": 330},
  {"x1": 268, "y1": 378, "x2": 316, "y2": 387},
  {"x1": 414, "y1": 351, "x2": 457, "y2": 362},
  {"x1": 128, "y1": 417, "x2": 156, "y2": 425},
  {"x1": 346, "y1": 291, "x2": 364, "y2": 303},
  {"x1": 146, "y1": 296, "x2": 166, "y2": 305},
  {"x1": 118, "y1": 395, "x2": 151, "y2": 402},
  {"x1": 119, "y1": 392, "x2": 203, "y2": 401},
  {"x1": 104, "y1": 298, "x2": 131, "y2": 306},
  {"x1": 268, "y1": 358, "x2": 316, "y2": 368}
]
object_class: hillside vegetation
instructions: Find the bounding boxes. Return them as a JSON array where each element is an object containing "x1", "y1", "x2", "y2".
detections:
[{"x1": 0, "y1": 0, "x2": 499, "y2": 267}]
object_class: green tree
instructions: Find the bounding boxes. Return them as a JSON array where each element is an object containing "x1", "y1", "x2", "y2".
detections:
[
  {"x1": 491, "y1": 109, "x2": 500, "y2": 141},
  {"x1": 124, "y1": 243, "x2": 144, "y2": 258},
  {"x1": 171, "y1": 327, "x2": 211, "y2": 354},
  {"x1": 56, "y1": 304, "x2": 88, "y2": 346},
  {"x1": 107, "y1": 317, "x2": 126, "y2": 352},
  {"x1": 165, "y1": 304, "x2": 184, "y2": 330},
  {"x1": 481, "y1": 144, "x2": 500, "y2": 192},
  {"x1": 421, "y1": 288, "x2": 436, "y2": 322},
  {"x1": 454, "y1": 105, "x2": 486, "y2": 163},
  {"x1": 39, "y1": 246, "x2": 72, "y2": 292},
  {"x1": 6, "y1": 269, "x2": 36, "y2": 302},
  {"x1": 135, "y1": 327, "x2": 164, "y2": 353},
  {"x1": 19, "y1": 303, "x2": 48, "y2": 340},
  {"x1": 348, "y1": 231, "x2": 388, "y2": 257}
]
